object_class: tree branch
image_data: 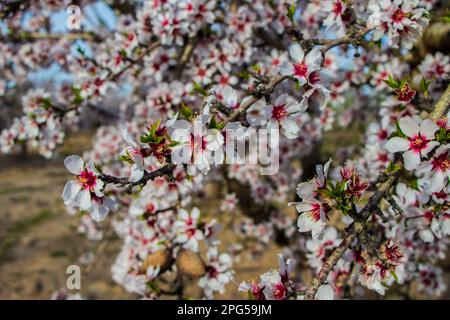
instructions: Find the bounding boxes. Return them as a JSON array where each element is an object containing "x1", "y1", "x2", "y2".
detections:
[{"x1": 303, "y1": 84, "x2": 450, "y2": 300}]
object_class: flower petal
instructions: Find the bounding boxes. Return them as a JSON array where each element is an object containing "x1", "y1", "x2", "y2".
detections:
[
  {"x1": 403, "y1": 150, "x2": 421, "y2": 170},
  {"x1": 399, "y1": 116, "x2": 419, "y2": 137},
  {"x1": 64, "y1": 155, "x2": 84, "y2": 175},
  {"x1": 315, "y1": 284, "x2": 334, "y2": 300},
  {"x1": 79, "y1": 189, "x2": 92, "y2": 211},
  {"x1": 384, "y1": 137, "x2": 409, "y2": 153},
  {"x1": 419, "y1": 119, "x2": 438, "y2": 140},
  {"x1": 62, "y1": 180, "x2": 81, "y2": 203},
  {"x1": 289, "y1": 43, "x2": 304, "y2": 62},
  {"x1": 305, "y1": 48, "x2": 322, "y2": 71},
  {"x1": 297, "y1": 213, "x2": 314, "y2": 232},
  {"x1": 420, "y1": 140, "x2": 439, "y2": 156},
  {"x1": 121, "y1": 128, "x2": 138, "y2": 148},
  {"x1": 90, "y1": 201, "x2": 109, "y2": 222}
]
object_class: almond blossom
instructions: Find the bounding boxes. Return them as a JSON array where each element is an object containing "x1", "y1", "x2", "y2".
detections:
[
  {"x1": 384, "y1": 116, "x2": 439, "y2": 170},
  {"x1": 265, "y1": 94, "x2": 306, "y2": 139},
  {"x1": 62, "y1": 155, "x2": 117, "y2": 222},
  {"x1": 174, "y1": 207, "x2": 205, "y2": 252},
  {"x1": 280, "y1": 44, "x2": 322, "y2": 87},
  {"x1": 416, "y1": 145, "x2": 450, "y2": 193},
  {"x1": 170, "y1": 116, "x2": 224, "y2": 175},
  {"x1": 120, "y1": 129, "x2": 146, "y2": 183}
]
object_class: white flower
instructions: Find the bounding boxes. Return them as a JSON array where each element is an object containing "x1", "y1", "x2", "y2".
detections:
[
  {"x1": 416, "y1": 145, "x2": 450, "y2": 193},
  {"x1": 322, "y1": 0, "x2": 347, "y2": 37},
  {"x1": 62, "y1": 155, "x2": 116, "y2": 221},
  {"x1": 260, "y1": 269, "x2": 286, "y2": 300},
  {"x1": 171, "y1": 116, "x2": 224, "y2": 175},
  {"x1": 295, "y1": 200, "x2": 327, "y2": 239},
  {"x1": 219, "y1": 193, "x2": 238, "y2": 212},
  {"x1": 120, "y1": 128, "x2": 145, "y2": 183},
  {"x1": 174, "y1": 207, "x2": 204, "y2": 252},
  {"x1": 199, "y1": 246, "x2": 234, "y2": 298},
  {"x1": 306, "y1": 227, "x2": 341, "y2": 270},
  {"x1": 280, "y1": 44, "x2": 322, "y2": 86},
  {"x1": 384, "y1": 116, "x2": 439, "y2": 170},
  {"x1": 265, "y1": 94, "x2": 306, "y2": 139}
]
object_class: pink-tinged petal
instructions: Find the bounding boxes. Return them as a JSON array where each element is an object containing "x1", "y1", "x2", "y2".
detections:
[
  {"x1": 297, "y1": 76, "x2": 307, "y2": 86},
  {"x1": 79, "y1": 189, "x2": 92, "y2": 211},
  {"x1": 435, "y1": 145, "x2": 449, "y2": 157},
  {"x1": 129, "y1": 163, "x2": 144, "y2": 183},
  {"x1": 324, "y1": 226, "x2": 338, "y2": 241},
  {"x1": 178, "y1": 209, "x2": 189, "y2": 220},
  {"x1": 430, "y1": 171, "x2": 444, "y2": 193},
  {"x1": 279, "y1": 61, "x2": 292, "y2": 76},
  {"x1": 164, "y1": 112, "x2": 178, "y2": 127},
  {"x1": 281, "y1": 118, "x2": 299, "y2": 137},
  {"x1": 90, "y1": 201, "x2": 109, "y2": 222},
  {"x1": 274, "y1": 93, "x2": 288, "y2": 106},
  {"x1": 176, "y1": 233, "x2": 188, "y2": 243},
  {"x1": 419, "y1": 119, "x2": 438, "y2": 140},
  {"x1": 62, "y1": 180, "x2": 81, "y2": 203},
  {"x1": 194, "y1": 229, "x2": 204, "y2": 241},
  {"x1": 384, "y1": 137, "x2": 409, "y2": 153},
  {"x1": 93, "y1": 180, "x2": 104, "y2": 197},
  {"x1": 191, "y1": 207, "x2": 201, "y2": 219},
  {"x1": 315, "y1": 285, "x2": 334, "y2": 300},
  {"x1": 297, "y1": 213, "x2": 314, "y2": 232},
  {"x1": 64, "y1": 155, "x2": 84, "y2": 175},
  {"x1": 442, "y1": 218, "x2": 450, "y2": 236},
  {"x1": 289, "y1": 43, "x2": 304, "y2": 62},
  {"x1": 121, "y1": 128, "x2": 138, "y2": 148},
  {"x1": 296, "y1": 181, "x2": 316, "y2": 199},
  {"x1": 398, "y1": 116, "x2": 419, "y2": 137},
  {"x1": 323, "y1": 159, "x2": 332, "y2": 176},
  {"x1": 419, "y1": 229, "x2": 434, "y2": 242},
  {"x1": 420, "y1": 140, "x2": 439, "y2": 156},
  {"x1": 286, "y1": 102, "x2": 302, "y2": 113},
  {"x1": 295, "y1": 202, "x2": 314, "y2": 213},
  {"x1": 305, "y1": 48, "x2": 322, "y2": 71},
  {"x1": 311, "y1": 223, "x2": 325, "y2": 239},
  {"x1": 403, "y1": 150, "x2": 421, "y2": 170},
  {"x1": 416, "y1": 161, "x2": 433, "y2": 175}
]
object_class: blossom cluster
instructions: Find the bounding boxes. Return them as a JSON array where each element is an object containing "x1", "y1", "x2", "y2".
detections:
[{"x1": 1, "y1": 0, "x2": 449, "y2": 301}]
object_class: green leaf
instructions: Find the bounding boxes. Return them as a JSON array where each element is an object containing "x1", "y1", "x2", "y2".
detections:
[
  {"x1": 140, "y1": 135, "x2": 150, "y2": 143},
  {"x1": 76, "y1": 46, "x2": 86, "y2": 56},
  {"x1": 390, "y1": 270, "x2": 399, "y2": 283},
  {"x1": 420, "y1": 77, "x2": 431, "y2": 98},
  {"x1": 383, "y1": 75, "x2": 400, "y2": 89},
  {"x1": 180, "y1": 102, "x2": 193, "y2": 120},
  {"x1": 238, "y1": 71, "x2": 251, "y2": 79},
  {"x1": 119, "y1": 48, "x2": 127, "y2": 57},
  {"x1": 287, "y1": 1, "x2": 296, "y2": 24},
  {"x1": 251, "y1": 64, "x2": 261, "y2": 73},
  {"x1": 317, "y1": 188, "x2": 335, "y2": 199},
  {"x1": 368, "y1": 40, "x2": 382, "y2": 49},
  {"x1": 193, "y1": 81, "x2": 208, "y2": 96},
  {"x1": 436, "y1": 127, "x2": 450, "y2": 144},
  {"x1": 209, "y1": 115, "x2": 226, "y2": 130},
  {"x1": 167, "y1": 141, "x2": 180, "y2": 148},
  {"x1": 150, "y1": 119, "x2": 161, "y2": 136},
  {"x1": 442, "y1": 9, "x2": 450, "y2": 22},
  {"x1": 147, "y1": 281, "x2": 160, "y2": 294}
]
